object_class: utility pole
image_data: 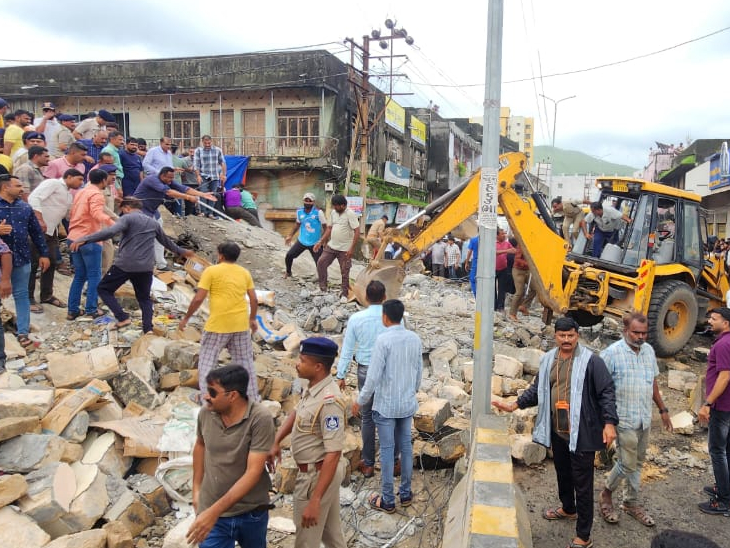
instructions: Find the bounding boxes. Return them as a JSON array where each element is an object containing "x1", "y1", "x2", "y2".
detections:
[
  {"x1": 539, "y1": 94, "x2": 576, "y2": 149},
  {"x1": 472, "y1": 0, "x2": 504, "y2": 424},
  {"x1": 346, "y1": 22, "x2": 414, "y2": 235}
]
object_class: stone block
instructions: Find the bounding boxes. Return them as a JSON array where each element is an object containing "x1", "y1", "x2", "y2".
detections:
[
  {"x1": 124, "y1": 357, "x2": 156, "y2": 384},
  {"x1": 283, "y1": 331, "x2": 303, "y2": 352},
  {"x1": 161, "y1": 341, "x2": 200, "y2": 372},
  {"x1": 693, "y1": 347, "x2": 710, "y2": 361},
  {"x1": 501, "y1": 376, "x2": 530, "y2": 396},
  {"x1": 60, "y1": 411, "x2": 89, "y2": 443},
  {"x1": 0, "y1": 370, "x2": 25, "y2": 388},
  {"x1": 671, "y1": 411, "x2": 695, "y2": 435},
  {"x1": 130, "y1": 334, "x2": 172, "y2": 362},
  {"x1": 43, "y1": 463, "x2": 108, "y2": 538},
  {"x1": 0, "y1": 433, "x2": 69, "y2": 473},
  {"x1": 0, "y1": 506, "x2": 51, "y2": 548},
  {"x1": 18, "y1": 462, "x2": 77, "y2": 526},
  {"x1": 0, "y1": 473, "x2": 28, "y2": 508},
  {"x1": 320, "y1": 316, "x2": 341, "y2": 332},
  {"x1": 437, "y1": 431, "x2": 466, "y2": 462},
  {"x1": 111, "y1": 370, "x2": 165, "y2": 409},
  {"x1": 82, "y1": 431, "x2": 133, "y2": 478},
  {"x1": 494, "y1": 354, "x2": 524, "y2": 378},
  {"x1": 414, "y1": 398, "x2": 452, "y2": 433},
  {"x1": 274, "y1": 458, "x2": 299, "y2": 494},
  {"x1": 61, "y1": 442, "x2": 84, "y2": 464},
  {"x1": 261, "y1": 399, "x2": 282, "y2": 418},
  {"x1": 0, "y1": 387, "x2": 55, "y2": 419},
  {"x1": 102, "y1": 521, "x2": 133, "y2": 548},
  {"x1": 494, "y1": 342, "x2": 544, "y2": 375},
  {"x1": 429, "y1": 340, "x2": 458, "y2": 381},
  {"x1": 510, "y1": 434, "x2": 546, "y2": 465},
  {"x1": 507, "y1": 407, "x2": 538, "y2": 435},
  {"x1": 46, "y1": 346, "x2": 120, "y2": 388},
  {"x1": 127, "y1": 474, "x2": 171, "y2": 517},
  {"x1": 0, "y1": 415, "x2": 41, "y2": 441},
  {"x1": 45, "y1": 530, "x2": 107, "y2": 548},
  {"x1": 437, "y1": 385, "x2": 468, "y2": 407},
  {"x1": 178, "y1": 369, "x2": 199, "y2": 388},
  {"x1": 161, "y1": 514, "x2": 195, "y2": 548},
  {"x1": 667, "y1": 369, "x2": 698, "y2": 392},
  {"x1": 103, "y1": 489, "x2": 156, "y2": 537},
  {"x1": 159, "y1": 372, "x2": 181, "y2": 391}
]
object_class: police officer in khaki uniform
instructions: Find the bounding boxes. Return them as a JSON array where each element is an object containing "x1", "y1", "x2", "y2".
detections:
[
  {"x1": 551, "y1": 196, "x2": 585, "y2": 245},
  {"x1": 268, "y1": 337, "x2": 347, "y2": 548}
]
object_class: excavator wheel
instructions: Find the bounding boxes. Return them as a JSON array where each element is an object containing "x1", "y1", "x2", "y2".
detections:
[
  {"x1": 351, "y1": 260, "x2": 406, "y2": 305},
  {"x1": 647, "y1": 279, "x2": 698, "y2": 357}
]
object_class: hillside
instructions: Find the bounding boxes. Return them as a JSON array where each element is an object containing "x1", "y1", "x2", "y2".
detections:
[{"x1": 533, "y1": 145, "x2": 637, "y2": 176}]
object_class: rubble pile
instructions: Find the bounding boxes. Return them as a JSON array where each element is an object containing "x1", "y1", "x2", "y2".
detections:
[{"x1": 0, "y1": 212, "x2": 718, "y2": 548}]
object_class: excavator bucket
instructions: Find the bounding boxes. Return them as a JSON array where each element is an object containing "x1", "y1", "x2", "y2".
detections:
[{"x1": 351, "y1": 259, "x2": 406, "y2": 304}]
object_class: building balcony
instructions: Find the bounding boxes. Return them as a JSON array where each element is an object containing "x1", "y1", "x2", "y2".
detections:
[{"x1": 215, "y1": 135, "x2": 339, "y2": 163}]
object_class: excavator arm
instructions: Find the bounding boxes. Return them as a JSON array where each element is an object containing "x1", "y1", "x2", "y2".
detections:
[{"x1": 353, "y1": 151, "x2": 565, "y2": 305}]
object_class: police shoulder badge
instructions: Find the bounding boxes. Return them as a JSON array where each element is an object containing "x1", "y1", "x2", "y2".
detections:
[{"x1": 324, "y1": 415, "x2": 340, "y2": 431}]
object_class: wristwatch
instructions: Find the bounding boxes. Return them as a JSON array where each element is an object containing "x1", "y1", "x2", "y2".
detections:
[
  {"x1": 704, "y1": 401, "x2": 713, "y2": 408},
  {"x1": 659, "y1": 408, "x2": 669, "y2": 414}
]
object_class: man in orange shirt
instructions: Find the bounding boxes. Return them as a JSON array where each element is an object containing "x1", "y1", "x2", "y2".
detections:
[{"x1": 66, "y1": 168, "x2": 115, "y2": 320}]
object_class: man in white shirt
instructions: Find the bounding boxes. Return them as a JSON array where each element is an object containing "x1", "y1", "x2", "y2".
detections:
[
  {"x1": 430, "y1": 238, "x2": 447, "y2": 277},
  {"x1": 581, "y1": 201, "x2": 631, "y2": 258},
  {"x1": 314, "y1": 194, "x2": 360, "y2": 300},
  {"x1": 33, "y1": 102, "x2": 61, "y2": 158},
  {"x1": 27, "y1": 168, "x2": 84, "y2": 310}
]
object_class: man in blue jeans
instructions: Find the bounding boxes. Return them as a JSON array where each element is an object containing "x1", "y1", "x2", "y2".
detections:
[
  {"x1": 194, "y1": 135, "x2": 226, "y2": 218},
  {"x1": 0, "y1": 171, "x2": 49, "y2": 350},
  {"x1": 353, "y1": 299, "x2": 423, "y2": 513},
  {"x1": 186, "y1": 365, "x2": 275, "y2": 548},
  {"x1": 698, "y1": 308, "x2": 730, "y2": 516}
]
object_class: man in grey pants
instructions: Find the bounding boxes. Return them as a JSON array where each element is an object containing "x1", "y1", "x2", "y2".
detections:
[{"x1": 70, "y1": 197, "x2": 192, "y2": 332}]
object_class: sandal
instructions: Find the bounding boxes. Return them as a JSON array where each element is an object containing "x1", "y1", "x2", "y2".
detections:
[
  {"x1": 30, "y1": 303, "x2": 43, "y2": 314},
  {"x1": 621, "y1": 503, "x2": 655, "y2": 527},
  {"x1": 400, "y1": 493, "x2": 413, "y2": 507},
  {"x1": 567, "y1": 539, "x2": 593, "y2": 548},
  {"x1": 599, "y1": 489, "x2": 619, "y2": 524},
  {"x1": 41, "y1": 297, "x2": 67, "y2": 308},
  {"x1": 542, "y1": 507, "x2": 577, "y2": 521},
  {"x1": 368, "y1": 493, "x2": 395, "y2": 514},
  {"x1": 87, "y1": 309, "x2": 107, "y2": 319},
  {"x1": 16, "y1": 334, "x2": 34, "y2": 349},
  {"x1": 66, "y1": 311, "x2": 82, "y2": 321}
]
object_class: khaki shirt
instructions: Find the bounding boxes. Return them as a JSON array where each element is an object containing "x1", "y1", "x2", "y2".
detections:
[
  {"x1": 328, "y1": 208, "x2": 359, "y2": 251},
  {"x1": 197, "y1": 402, "x2": 275, "y2": 516},
  {"x1": 367, "y1": 218, "x2": 386, "y2": 240},
  {"x1": 562, "y1": 201, "x2": 583, "y2": 218},
  {"x1": 291, "y1": 376, "x2": 346, "y2": 464}
]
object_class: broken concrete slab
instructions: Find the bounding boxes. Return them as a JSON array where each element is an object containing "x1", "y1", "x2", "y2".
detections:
[
  {"x1": 111, "y1": 370, "x2": 165, "y2": 409},
  {"x1": 667, "y1": 369, "x2": 698, "y2": 392},
  {"x1": 494, "y1": 354, "x2": 524, "y2": 379},
  {"x1": 161, "y1": 513, "x2": 195, "y2": 548},
  {"x1": 127, "y1": 474, "x2": 171, "y2": 517},
  {"x1": 437, "y1": 385, "x2": 469, "y2": 407},
  {"x1": 161, "y1": 341, "x2": 200, "y2": 372},
  {"x1": 671, "y1": 411, "x2": 695, "y2": 435},
  {"x1": 0, "y1": 473, "x2": 28, "y2": 508},
  {"x1": 103, "y1": 488, "x2": 156, "y2": 537},
  {"x1": 59, "y1": 411, "x2": 89, "y2": 443},
  {"x1": 0, "y1": 505, "x2": 51, "y2": 548},
  {"x1": 81, "y1": 432, "x2": 133, "y2": 478},
  {"x1": 510, "y1": 434, "x2": 547, "y2": 465},
  {"x1": 46, "y1": 346, "x2": 119, "y2": 389}
]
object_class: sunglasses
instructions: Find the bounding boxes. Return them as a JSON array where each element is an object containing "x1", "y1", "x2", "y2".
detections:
[{"x1": 207, "y1": 387, "x2": 232, "y2": 399}]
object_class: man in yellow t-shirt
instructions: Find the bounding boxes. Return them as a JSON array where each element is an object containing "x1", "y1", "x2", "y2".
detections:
[{"x1": 179, "y1": 241, "x2": 259, "y2": 401}]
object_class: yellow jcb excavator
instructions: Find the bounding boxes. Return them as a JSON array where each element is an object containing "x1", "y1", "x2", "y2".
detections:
[{"x1": 353, "y1": 151, "x2": 729, "y2": 356}]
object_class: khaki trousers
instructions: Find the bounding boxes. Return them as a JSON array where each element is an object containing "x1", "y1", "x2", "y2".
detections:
[
  {"x1": 293, "y1": 459, "x2": 346, "y2": 548},
  {"x1": 509, "y1": 267, "x2": 536, "y2": 316}
]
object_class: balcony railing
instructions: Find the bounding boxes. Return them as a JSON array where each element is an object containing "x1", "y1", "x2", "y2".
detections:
[{"x1": 150, "y1": 135, "x2": 339, "y2": 159}]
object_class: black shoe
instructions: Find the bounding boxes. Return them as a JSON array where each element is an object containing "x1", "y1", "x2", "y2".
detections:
[
  {"x1": 698, "y1": 499, "x2": 730, "y2": 516},
  {"x1": 704, "y1": 485, "x2": 719, "y2": 498}
]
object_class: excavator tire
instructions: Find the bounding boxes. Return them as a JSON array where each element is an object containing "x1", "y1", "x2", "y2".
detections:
[{"x1": 647, "y1": 279, "x2": 698, "y2": 357}]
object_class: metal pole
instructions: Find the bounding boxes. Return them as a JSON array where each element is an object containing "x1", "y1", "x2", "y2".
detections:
[
  {"x1": 539, "y1": 94, "x2": 576, "y2": 148},
  {"x1": 472, "y1": 0, "x2": 504, "y2": 424}
]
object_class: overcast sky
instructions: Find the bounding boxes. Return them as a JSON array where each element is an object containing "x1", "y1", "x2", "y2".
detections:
[{"x1": 3, "y1": 0, "x2": 729, "y2": 169}]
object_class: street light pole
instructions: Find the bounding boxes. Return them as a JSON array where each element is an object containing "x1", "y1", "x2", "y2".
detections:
[{"x1": 539, "y1": 94, "x2": 576, "y2": 148}]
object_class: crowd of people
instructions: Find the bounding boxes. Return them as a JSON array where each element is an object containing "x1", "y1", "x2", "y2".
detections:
[{"x1": 0, "y1": 99, "x2": 267, "y2": 357}]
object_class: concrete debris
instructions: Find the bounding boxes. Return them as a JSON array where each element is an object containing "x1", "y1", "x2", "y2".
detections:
[{"x1": 0, "y1": 208, "x2": 710, "y2": 548}]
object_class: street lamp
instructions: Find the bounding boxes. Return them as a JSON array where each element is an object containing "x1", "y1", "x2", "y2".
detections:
[{"x1": 539, "y1": 94, "x2": 576, "y2": 148}]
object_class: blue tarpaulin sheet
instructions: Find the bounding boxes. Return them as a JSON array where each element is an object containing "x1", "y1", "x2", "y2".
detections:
[{"x1": 223, "y1": 156, "x2": 250, "y2": 189}]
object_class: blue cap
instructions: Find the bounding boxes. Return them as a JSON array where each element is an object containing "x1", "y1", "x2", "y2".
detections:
[
  {"x1": 98, "y1": 109, "x2": 115, "y2": 123},
  {"x1": 57, "y1": 114, "x2": 75, "y2": 122},
  {"x1": 299, "y1": 337, "x2": 339, "y2": 358},
  {"x1": 0, "y1": 98, "x2": 7, "y2": 108},
  {"x1": 98, "y1": 164, "x2": 118, "y2": 173},
  {"x1": 24, "y1": 131, "x2": 45, "y2": 142}
]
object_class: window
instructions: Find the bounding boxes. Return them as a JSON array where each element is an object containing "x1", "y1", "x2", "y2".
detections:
[
  {"x1": 162, "y1": 112, "x2": 200, "y2": 150},
  {"x1": 681, "y1": 202, "x2": 702, "y2": 267},
  {"x1": 277, "y1": 108, "x2": 319, "y2": 148}
]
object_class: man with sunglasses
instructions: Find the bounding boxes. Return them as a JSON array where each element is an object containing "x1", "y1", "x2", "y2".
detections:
[{"x1": 186, "y1": 365, "x2": 275, "y2": 548}]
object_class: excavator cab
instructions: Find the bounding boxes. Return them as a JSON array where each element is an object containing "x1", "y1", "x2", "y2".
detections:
[{"x1": 561, "y1": 177, "x2": 721, "y2": 355}]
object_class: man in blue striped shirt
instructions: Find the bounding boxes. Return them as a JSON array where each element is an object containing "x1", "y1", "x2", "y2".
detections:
[
  {"x1": 336, "y1": 280, "x2": 387, "y2": 478},
  {"x1": 353, "y1": 299, "x2": 423, "y2": 513}
]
